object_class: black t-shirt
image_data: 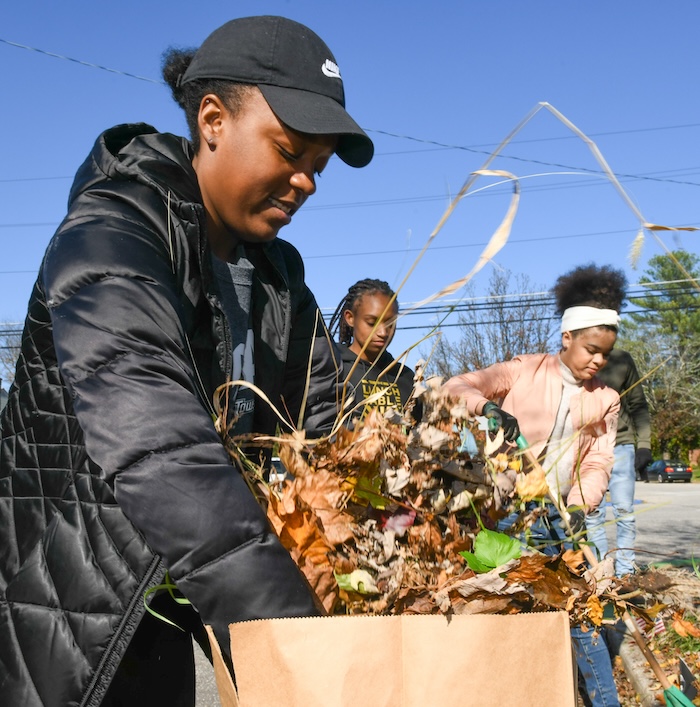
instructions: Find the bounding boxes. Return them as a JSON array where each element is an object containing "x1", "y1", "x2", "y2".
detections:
[{"x1": 339, "y1": 344, "x2": 421, "y2": 422}]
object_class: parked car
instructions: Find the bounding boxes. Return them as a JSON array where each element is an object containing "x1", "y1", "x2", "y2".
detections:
[{"x1": 647, "y1": 459, "x2": 693, "y2": 483}]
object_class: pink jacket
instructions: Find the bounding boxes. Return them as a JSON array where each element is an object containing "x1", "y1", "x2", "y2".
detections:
[{"x1": 443, "y1": 353, "x2": 620, "y2": 511}]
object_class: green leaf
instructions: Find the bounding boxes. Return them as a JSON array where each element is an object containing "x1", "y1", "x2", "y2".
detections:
[
  {"x1": 459, "y1": 528, "x2": 521, "y2": 573},
  {"x1": 353, "y1": 475, "x2": 386, "y2": 509},
  {"x1": 459, "y1": 551, "x2": 495, "y2": 574}
]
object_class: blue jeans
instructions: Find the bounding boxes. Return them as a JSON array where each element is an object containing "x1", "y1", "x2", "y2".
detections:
[
  {"x1": 499, "y1": 506, "x2": 620, "y2": 707},
  {"x1": 585, "y1": 444, "x2": 636, "y2": 577},
  {"x1": 571, "y1": 625, "x2": 621, "y2": 707}
]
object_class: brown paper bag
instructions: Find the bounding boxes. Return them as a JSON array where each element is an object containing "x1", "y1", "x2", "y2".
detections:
[{"x1": 208, "y1": 611, "x2": 576, "y2": 707}]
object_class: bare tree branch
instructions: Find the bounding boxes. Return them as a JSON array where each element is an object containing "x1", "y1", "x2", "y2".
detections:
[{"x1": 425, "y1": 269, "x2": 558, "y2": 378}]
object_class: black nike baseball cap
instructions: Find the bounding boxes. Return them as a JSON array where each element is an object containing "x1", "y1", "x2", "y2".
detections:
[{"x1": 181, "y1": 16, "x2": 374, "y2": 168}]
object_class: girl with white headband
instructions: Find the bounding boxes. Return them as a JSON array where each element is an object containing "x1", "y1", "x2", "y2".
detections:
[{"x1": 443, "y1": 263, "x2": 626, "y2": 707}]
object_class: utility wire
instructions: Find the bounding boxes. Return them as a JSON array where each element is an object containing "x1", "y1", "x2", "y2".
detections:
[
  {"x1": 0, "y1": 228, "x2": 697, "y2": 277},
  {"x1": 2, "y1": 282, "x2": 696, "y2": 338},
  {"x1": 366, "y1": 128, "x2": 700, "y2": 187},
  {"x1": 0, "y1": 38, "x2": 164, "y2": 84},
  {"x1": 302, "y1": 227, "x2": 698, "y2": 262},
  {"x1": 5, "y1": 301, "x2": 695, "y2": 340},
  {"x1": 317, "y1": 279, "x2": 699, "y2": 316},
  {"x1": 378, "y1": 123, "x2": 700, "y2": 152},
  {"x1": 3, "y1": 38, "x2": 700, "y2": 187}
]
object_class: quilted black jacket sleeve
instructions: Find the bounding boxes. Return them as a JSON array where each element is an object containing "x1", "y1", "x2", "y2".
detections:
[{"x1": 43, "y1": 182, "x2": 319, "y2": 652}]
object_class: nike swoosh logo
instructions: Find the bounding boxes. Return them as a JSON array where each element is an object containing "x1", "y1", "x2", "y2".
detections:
[{"x1": 321, "y1": 59, "x2": 341, "y2": 79}]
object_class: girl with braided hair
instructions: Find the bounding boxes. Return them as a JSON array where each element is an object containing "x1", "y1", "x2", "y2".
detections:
[
  {"x1": 444, "y1": 263, "x2": 626, "y2": 707},
  {"x1": 329, "y1": 278, "x2": 421, "y2": 422}
]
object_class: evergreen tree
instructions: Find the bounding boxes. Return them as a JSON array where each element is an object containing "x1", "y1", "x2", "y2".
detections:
[
  {"x1": 628, "y1": 249, "x2": 700, "y2": 344},
  {"x1": 620, "y1": 249, "x2": 700, "y2": 458}
]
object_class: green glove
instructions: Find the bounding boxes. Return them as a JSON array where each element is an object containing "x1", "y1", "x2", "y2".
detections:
[{"x1": 482, "y1": 402, "x2": 520, "y2": 442}]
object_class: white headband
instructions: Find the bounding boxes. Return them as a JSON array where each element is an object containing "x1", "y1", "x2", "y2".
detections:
[{"x1": 560, "y1": 306, "x2": 620, "y2": 333}]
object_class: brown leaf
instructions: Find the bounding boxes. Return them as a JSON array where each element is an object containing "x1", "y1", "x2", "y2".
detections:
[
  {"x1": 407, "y1": 519, "x2": 444, "y2": 562},
  {"x1": 266, "y1": 491, "x2": 331, "y2": 565},
  {"x1": 586, "y1": 595, "x2": 604, "y2": 626},
  {"x1": 279, "y1": 444, "x2": 311, "y2": 478},
  {"x1": 671, "y1": 614, "x2": 700, "y2": 638},
  {"x1": 562, "y1": 549, "x2": 585, "y2": 575},
  {"x1": 450, "y1": 594, "x2": 524, "y2": 615},
  {"x1": 292, "y1": 470, "x2": 355, "y2": 545},
  {"x1": 528, "y1": 556, "x2": 589, "y2": 611},
  {"x1": 504, "y1": 554, "x2": 548, "y2": 584},
  {"x1": 394, "y1": 588, "x2": 436, "y2": 614},
  {"x1": 262, "y1": 487, "x2": 339, "y2": 612},
  {"x1": 515, "y1": 467, "x2": 550, "y2": 501}
]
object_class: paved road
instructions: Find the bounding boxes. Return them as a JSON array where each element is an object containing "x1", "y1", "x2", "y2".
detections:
[
  {"x1": 195, "y1": 641, "x2": 219, "y2": 707},
  {"x1": 193, "y1": 478, "x2": 700, "y2": 705},
  {"x1": 614, "y1": 477, "x2": 700, "y2": 566}
]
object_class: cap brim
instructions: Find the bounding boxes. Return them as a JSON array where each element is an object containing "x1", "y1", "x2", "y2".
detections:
[{"x1": 259, "y1": 84, "x2": 374, "y2": 168}]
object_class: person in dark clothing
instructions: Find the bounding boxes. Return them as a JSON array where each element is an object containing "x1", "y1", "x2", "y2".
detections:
[
  {"x1": 585, "y1": 348, "x2": 652, "y2": 577},
  {"x1": 329, "y1": 278, "x2": 420, "y2": 423},
  {"x1": 0, "y1": 16, "x2": 372, "y2": 707}
]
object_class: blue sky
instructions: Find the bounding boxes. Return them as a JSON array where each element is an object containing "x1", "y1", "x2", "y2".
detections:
[{"x1": 2, "y1": 1, "x2": 699, "y2": 365}]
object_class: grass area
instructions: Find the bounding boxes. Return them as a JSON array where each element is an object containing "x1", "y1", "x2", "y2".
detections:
[{"x1": 649, "y1": 577, "x2": 700, "y2": 703}]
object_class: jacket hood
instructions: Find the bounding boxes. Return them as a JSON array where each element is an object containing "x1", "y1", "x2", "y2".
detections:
[{"x1": 69, "y1": 123, "x2": 202, "y2": 208}]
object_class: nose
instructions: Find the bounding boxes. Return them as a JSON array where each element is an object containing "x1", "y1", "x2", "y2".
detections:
[
  {"x1": 290, "y1": 169, "x2": 316, "y2": 196},
  {"x1": 591, "y1": 352, "x2": 605, "y2": 367}
]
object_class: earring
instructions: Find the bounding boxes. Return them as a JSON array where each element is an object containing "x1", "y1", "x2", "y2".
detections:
[{"x1": 207, "y1": 137, "x2": 216, "y2": 152}]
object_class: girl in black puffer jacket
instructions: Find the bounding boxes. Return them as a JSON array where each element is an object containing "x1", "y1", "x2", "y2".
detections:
[{"x1": 0, "y1": 16, "x2": 372, "y2": 707}]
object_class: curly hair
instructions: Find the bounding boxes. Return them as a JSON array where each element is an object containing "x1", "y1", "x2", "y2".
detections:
[
  {"x1": 329, "y1": 279, "x2": 396, "y2": 346},
  {"x1": 161, "y1": 47, "x2": 255, "y2": 152},
  {"x1": 553, "y1": 263, "x2": 627, "y2": 316}
]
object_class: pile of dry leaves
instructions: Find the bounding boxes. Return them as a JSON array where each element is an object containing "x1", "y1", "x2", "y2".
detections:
[{"x1": 217, "y1": 372, "x2": 689, "y2": 636}]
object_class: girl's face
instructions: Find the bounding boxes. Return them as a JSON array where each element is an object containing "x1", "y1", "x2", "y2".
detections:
[
  {"x1": 560, "y1": 327, "x2": 617, "y2": 380},
  {"x1": 193, "y1": 89, "x2": 337, "y2": 260},
  {"x1": 344, "y1": 292, "x2": 398, "y2": 362}
]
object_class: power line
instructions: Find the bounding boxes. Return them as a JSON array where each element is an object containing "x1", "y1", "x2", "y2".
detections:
[
  {"x1": 3, "y1": 162, "x2": 699, "y2": 197},
  {"x1": 0, "y1": 176, "x2": 73, "y2": 184},
  {"x1": 2, "y1": 281, "x2": 696, "y2": 339},
  {"x1": 376, "y1": 124, "x2": 700, "y2": 153},
  {"x1": 398, "y1": 305, "x2": 700, "y2": 331},
  {"x1": 303, "y1": 227, "x2": 697, "y2": 262},
  {"x1": 366, "y1": 128, "x2": 700, "y2": 187},
  {"x1": 0, "y1": 227, "x2": 697, "y2": 278},
  {"x1": 0, "y1": 223, "x2": 60, "y2": 230},
  {"x1": 316, "y1": 280, "x2": 700, "y2": 321},
  {"x1": 6, "y1": 35, "x2": 700, "y2": 155},
  {"x1": 2, "y1": 38, "x2": 700, "y2": 189},
  {"x1": 0, "y1": 38, "x2": 163, "y2": 84}
]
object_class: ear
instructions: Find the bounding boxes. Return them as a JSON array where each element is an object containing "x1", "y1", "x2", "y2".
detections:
[
  {"x1": 561, "y1": 331, "x2": 572, "y2": 351},
  {"x1": 343, "y1": 308, "x2": 354, "y2": 331},
  {"x1": 197, "y1": 94, "x2": 225, "y2": 148}
]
